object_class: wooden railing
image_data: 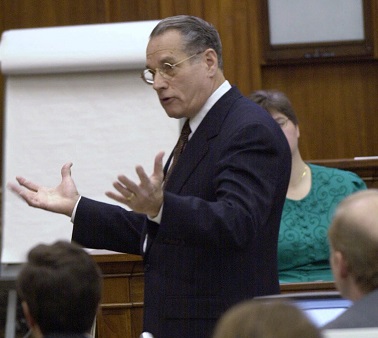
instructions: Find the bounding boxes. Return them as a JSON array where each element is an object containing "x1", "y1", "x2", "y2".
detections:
[
  {"x1": 93, "y1": 253, "x2": 144, "y2": 338},
  {"x1": 280, "y1": 281, "x2": 335, "y2": 294},
  {"x1": 309, "y1": 157, "x2": 378, "y2": 188}
]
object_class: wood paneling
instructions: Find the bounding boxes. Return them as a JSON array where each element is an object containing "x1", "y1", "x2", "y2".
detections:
[
  {"x1": 280, "y1": 281, "x2": 336, "y2": 294},
  {"x1": 103, "y1": 0, "x2": 161, "y2": 22},
  {"x1": 1, "y1": 0, "x2": 107, "y2": 29},
  {"x1": 257, "y1": 0, "x2": 378, "y2": 160},
  {"x1": 372, "y1": 0, "x2": 378, "y2": 57},
  {"x1": 93, "y1": 253, "x2": 144, "y2": 338},
  {"x1": 261, "y1": 60, "x2": 378, "y2": 160},
  {"x1": 309, "y1": 158, "x2": 378, "y2": 188}
]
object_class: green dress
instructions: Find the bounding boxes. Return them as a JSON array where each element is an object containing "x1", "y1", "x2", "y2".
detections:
[{"x1": 278, "y1": 164, "x2": 366, "y2": 283}]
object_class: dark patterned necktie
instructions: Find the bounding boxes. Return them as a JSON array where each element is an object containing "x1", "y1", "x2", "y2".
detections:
[{"x1": 164, "y1": 119, "x2": 191, "y2": 186}]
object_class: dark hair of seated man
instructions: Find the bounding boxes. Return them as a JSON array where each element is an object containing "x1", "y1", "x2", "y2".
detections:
[{"x1": 16, "y1": 240, "x2": 102, "y2": 337}]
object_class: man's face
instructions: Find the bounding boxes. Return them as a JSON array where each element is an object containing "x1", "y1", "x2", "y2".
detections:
[{"x1": 146, "y1": 30, "x2": 212, "y2": 119}]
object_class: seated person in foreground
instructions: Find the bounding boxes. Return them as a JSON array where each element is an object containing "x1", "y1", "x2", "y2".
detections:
[
  {"x1": 249, "y1": 90, "x2": 366, "y2": 283},
  {"x1": 212, "y1": 299, "x2": 321, "y2": 338},
  {"x1": 16, "y1": 240, "x2": 102, "y2": 338},
  {"x1": 323, "y1": 189, "x2": 378, "y2": 329}
]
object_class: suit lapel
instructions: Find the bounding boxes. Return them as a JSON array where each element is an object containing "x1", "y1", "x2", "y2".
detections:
[{"x1": 163, "y1": 87, "x2": 242, "y2": 193}]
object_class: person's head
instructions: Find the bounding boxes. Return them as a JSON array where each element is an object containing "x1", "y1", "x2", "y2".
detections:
[
  {"x1": 328, "y1": 189, "x2": 378, "y2": 300},
  {"x1": 249, "y1": 90, "x2": 299, "y2": 156},
  {"x1": 212, "y1": 300, "x2": 321, "y2": 338},
  {"x1": 142, "y1": 15, "x2": 225, "y2": 119},
  {"x1": 17, "y1": 240, "x2": 102, "y2": 337}
]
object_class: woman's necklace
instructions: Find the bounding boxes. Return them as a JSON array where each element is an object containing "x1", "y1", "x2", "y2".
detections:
[
  {"x1": 288, "y1": 164, "x2": 310, "y2": 198},
  {"x1": 301, "y1": 165, "x2": 308, "y2": 179},
  {"x1": 295, "y1": 165, "x2": 308, "y2": 185}
]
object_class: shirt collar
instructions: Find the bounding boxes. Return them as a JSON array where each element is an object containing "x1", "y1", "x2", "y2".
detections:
[{"x1": 188, "y1": 80, "x2": 231, "y2": 137}]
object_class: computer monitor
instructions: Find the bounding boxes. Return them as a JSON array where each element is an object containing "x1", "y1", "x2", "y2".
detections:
[{"x1": 255, "y1": 291, "x2": 352, "y2": 327}]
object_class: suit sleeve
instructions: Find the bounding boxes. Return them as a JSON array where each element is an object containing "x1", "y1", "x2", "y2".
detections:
[{"x1": 72, "y1": 197, "x2": 145, "y2": 255}]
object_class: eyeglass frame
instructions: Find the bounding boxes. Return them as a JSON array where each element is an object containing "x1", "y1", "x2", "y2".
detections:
[
  {"x1": 141, "y1": 50, "x2": 205, "y2": 85},
  {"x1": 274, "y1": 117, "x2": 291, "y2": 128}
]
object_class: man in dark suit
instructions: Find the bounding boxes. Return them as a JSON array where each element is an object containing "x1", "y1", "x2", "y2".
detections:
[
  {"x1": 9, "y1": 15, "x2": 291, "y2": 338},
  {"x1": 16, "y1": 240, "x2": 102, "y2": 338},
  {"x1": 323, "y1": 189, "x2": 378, "y2": 329}
]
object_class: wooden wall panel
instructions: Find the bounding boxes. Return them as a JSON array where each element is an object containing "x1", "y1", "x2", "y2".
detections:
[
  {"x1": 257, "y1": 0, "x2": 378, "y2": 160},
  {"x1": 103, "y1": 0, "x2": 161, "y2": 22},
  {"x1": 261, "y1": 61, "x2": 378, "y2": 160},
  {"x1": 1, "y1": 0, "x2": 107, "y2": 29},
  {"x1": 372, "y1": 0, "x2": 378, "y2": 57},
  {"x1": 94, "y1": 254, "x2": 144, "y2": 338},
  {"x1": 158, "y1": 0, "x2": 204, "y2": 19},
  {"x1": 217, "y1": 0, "x2": 251, "y2": 94}
]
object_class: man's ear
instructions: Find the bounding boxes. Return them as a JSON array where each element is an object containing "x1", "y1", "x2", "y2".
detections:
[
  {"x1": 203, "y1": 48, "x2": 218, "y2": 76},
  {"x1": 334, "y1": 251, "x2": 349, "y2": 279},
  {"x1": 22, "y1": 301, "x2": 36, "y2": 329}
]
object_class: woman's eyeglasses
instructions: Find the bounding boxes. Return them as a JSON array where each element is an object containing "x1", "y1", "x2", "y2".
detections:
[{"x1": 274, "y1": 117, "x2": 290, "y2": 128}]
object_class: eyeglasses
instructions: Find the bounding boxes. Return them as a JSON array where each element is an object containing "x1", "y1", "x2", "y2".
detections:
[
  {"x1": 274, "y1": 117, "x2": 290, "y2": 128},
  {"x1": 141, "y1": 50, "x2": 204, "y2": 85}
]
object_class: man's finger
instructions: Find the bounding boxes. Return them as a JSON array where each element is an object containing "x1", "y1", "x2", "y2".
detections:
[
  {"x1": 117, "y1": 175, "x2": 139, "y2": 193},
  {"x1": 153, "y1": 152, "x2": 165, "y2": 177},
  {"x1": 15, "y1": 177, "x2": 40, "y2": 192},
  {"x1": 136, "y1": 165, "x2": 150, "y2": 186},
  {"x1": 61, "y1": 162, "x2": 73, "y2": 179}
]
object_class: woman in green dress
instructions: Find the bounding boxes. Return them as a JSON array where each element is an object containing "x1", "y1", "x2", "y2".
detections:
[{"x1": 249, "y1": 90, "x2": 367, "y2": 283}]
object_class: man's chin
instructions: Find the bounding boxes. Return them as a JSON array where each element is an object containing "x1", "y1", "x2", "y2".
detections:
[{"x1": 165, "y1": 111, "x2": 185, "y2": 119}]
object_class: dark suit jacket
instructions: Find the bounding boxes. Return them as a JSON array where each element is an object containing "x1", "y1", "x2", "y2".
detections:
[
  {"x1": 322, "y1": 289, "x2": 378, "y2": 329},
  {"x1": 72, "y1": 86, "x2": 291, "y2": 338}
]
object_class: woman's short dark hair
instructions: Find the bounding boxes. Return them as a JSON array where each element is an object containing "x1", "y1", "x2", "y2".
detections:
[{"x1": 249, "y1": 90, "x2": 299, "y2": 125}]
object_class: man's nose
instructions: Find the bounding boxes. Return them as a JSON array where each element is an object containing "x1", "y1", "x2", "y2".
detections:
[{"x1": 152, "y1": 71, "x2": 168, "y2": 90}]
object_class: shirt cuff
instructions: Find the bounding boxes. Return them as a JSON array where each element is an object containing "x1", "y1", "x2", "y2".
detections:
[
  {"x1": 71, "y1": 196, "x2": 82, "y2": 223},
  {"x1": 147, "y1": 203, "x2": 163, "y2": 224}
]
